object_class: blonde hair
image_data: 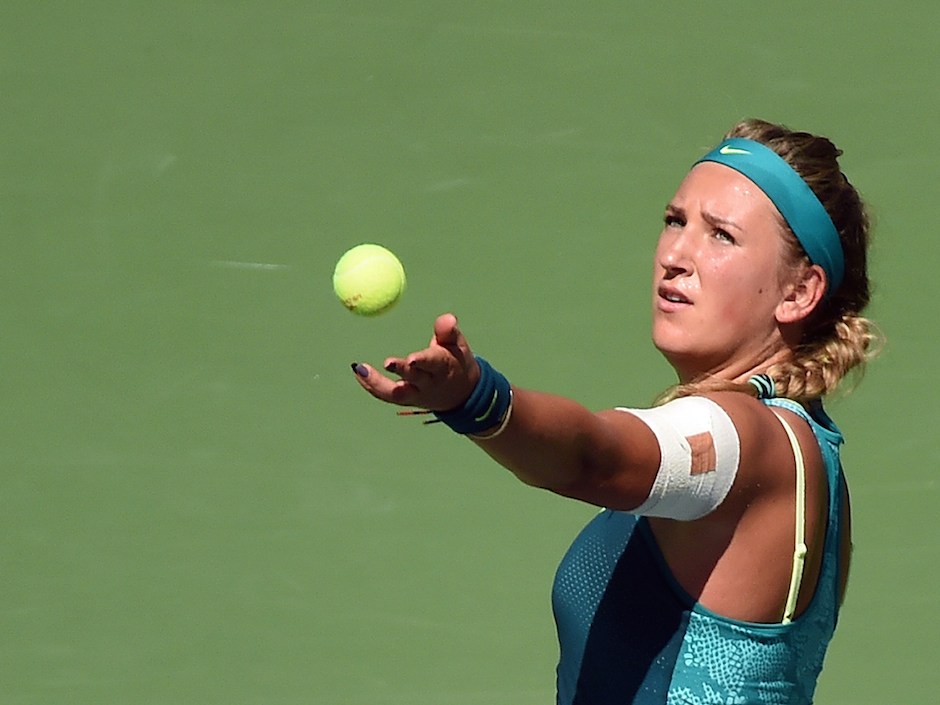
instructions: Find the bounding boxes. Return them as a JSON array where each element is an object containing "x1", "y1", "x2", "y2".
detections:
[{"x1": 659, "y1": 119, "x2": 881, "y2": 405}]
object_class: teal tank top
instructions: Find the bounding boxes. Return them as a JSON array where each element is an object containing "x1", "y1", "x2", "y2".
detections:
[{"x1": 552, "y1": 395, "x2": 847, "y2": 704}]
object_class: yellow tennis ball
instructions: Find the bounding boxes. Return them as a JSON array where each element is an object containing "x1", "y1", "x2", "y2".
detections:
[{"x1": 332, "y1": 243, "x2": 406, "y2": 316}]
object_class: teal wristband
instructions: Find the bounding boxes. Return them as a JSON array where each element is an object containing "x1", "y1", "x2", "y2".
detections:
[{"x1": 433, "y1": 356, "x2": 512, "y2": 435}]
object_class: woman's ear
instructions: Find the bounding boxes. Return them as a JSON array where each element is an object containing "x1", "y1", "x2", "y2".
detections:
[{"x1": 776, "y1": 263, "x2": 826, "y2": 324}]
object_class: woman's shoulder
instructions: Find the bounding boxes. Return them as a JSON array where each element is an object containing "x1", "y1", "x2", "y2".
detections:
[{"x1": 696, "y1": 390, "x2": 825, "y2": 501}]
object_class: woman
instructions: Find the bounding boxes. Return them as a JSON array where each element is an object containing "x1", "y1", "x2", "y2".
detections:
[{"x1": 351, "y1": 119, "x2": 876, "y2": 704}]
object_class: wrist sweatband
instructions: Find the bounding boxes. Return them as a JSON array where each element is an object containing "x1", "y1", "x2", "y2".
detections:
[{"x1": 433, "y1": 356, "x2": 512, "y2": 435}]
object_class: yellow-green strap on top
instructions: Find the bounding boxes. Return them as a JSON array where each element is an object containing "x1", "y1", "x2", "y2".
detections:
[{"x1": 771, "y1": 411, "x2": 808, "y2": 625}]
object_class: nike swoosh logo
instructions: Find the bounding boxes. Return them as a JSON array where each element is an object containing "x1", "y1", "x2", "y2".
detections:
[{"x1": 719, "y1": 145, "x2": 751, "y2": 155}]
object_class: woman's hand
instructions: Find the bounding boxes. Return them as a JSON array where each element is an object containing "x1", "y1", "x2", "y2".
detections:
[
  {"x1": 352, "y1": 313, "x2": 480, "y2": 412},
  {"x1": 351, "y1": 313, "x2": 663, "y2": 511}
]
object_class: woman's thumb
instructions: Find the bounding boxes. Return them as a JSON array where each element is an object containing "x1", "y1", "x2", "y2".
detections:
[{"x1": 434, "y1": 313, "x2": 462, "y2": 348}]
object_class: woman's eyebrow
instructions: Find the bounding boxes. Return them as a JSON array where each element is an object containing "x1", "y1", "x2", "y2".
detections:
[{"x1": 702, "y1": 209, "x2": 744, "y2": 232}]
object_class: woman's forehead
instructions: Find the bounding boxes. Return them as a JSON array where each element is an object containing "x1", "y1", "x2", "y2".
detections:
[{"x1": 672, "y1": 162, "x2": 778, "y2": 220}]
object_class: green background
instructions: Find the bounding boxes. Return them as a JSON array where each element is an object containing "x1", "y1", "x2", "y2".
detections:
[{"x1": 3, "y1": 2, "x2": 936, "y2": 703}]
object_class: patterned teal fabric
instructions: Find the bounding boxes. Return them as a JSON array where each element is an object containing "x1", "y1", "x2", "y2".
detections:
[{"x1": 552, "y1": 399, "x2": 846, "y2": 705}]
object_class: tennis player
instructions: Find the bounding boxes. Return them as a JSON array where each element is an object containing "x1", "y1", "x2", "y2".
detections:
[{"x1": 352, "y1": 118, "x2": 876, "y2": 704}]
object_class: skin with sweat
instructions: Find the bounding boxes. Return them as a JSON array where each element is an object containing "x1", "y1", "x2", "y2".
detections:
[{"x1": 354, "y1": 160, "x2": 850, "y2": 623}]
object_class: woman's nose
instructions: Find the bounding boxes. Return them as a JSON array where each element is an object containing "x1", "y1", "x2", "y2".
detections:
[{"x1": 657, "y1": 233, "x2": 693, "y2": 277}]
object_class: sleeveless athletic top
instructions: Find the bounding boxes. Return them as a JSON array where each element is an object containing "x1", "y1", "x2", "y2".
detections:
[{"x1": 551, "y1": 394, "x2": 847, "y2": 705}]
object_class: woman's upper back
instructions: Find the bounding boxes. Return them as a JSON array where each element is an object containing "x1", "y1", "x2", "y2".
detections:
[
  {"x1": 647, "y1": 391, "x2": 846, "y2": 624},
  {"x1": 553, "y1": 393, "x2": 850, "y2": 704}
]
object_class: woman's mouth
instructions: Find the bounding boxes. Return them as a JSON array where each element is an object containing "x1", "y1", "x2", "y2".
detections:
[
  {"x1": 659, "y1": 286, "x2": 692, "y2": 304},
  {"x1": 657, "y1": 285, "x2": 692, "y2": 309}
]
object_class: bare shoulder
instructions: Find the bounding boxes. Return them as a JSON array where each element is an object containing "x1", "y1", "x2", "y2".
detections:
[{"x1": 700, "y1": 391, "x2": 823, "y2": 507}]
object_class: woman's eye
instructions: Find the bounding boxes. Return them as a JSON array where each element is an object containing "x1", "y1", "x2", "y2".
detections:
[
  {"x1": 664, "y1": 214, "x2": 684, "y2": 228},
  {"x1": 714, "y1": 228, "x2": 736, "y2": 244}
]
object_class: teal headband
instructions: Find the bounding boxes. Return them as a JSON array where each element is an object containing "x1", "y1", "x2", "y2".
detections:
[{"x1": 695, "y1": 137, "x2": 844, "y2": 295}]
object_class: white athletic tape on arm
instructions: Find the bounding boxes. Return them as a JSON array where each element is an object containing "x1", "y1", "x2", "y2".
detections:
[{"x1": 616, "y1": 397, "x2": 740, "y2": 520}]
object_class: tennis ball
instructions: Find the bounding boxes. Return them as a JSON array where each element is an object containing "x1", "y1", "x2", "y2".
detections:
[{"x1": 332, "y1": 243, "x2": 406, "y2": 316}]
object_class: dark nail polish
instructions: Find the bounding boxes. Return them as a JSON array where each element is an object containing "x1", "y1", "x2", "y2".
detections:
[
  {"x1": 352, "y1": 363, "x2": 369, "y2": 378},
  {"x1": 385, "y1": 361, "x2": 398, "y2": 373}
]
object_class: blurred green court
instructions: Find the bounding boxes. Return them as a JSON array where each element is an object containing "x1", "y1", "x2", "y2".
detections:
[{"x1": 3, "y1": 2, "x2": 938, "y2": 703}]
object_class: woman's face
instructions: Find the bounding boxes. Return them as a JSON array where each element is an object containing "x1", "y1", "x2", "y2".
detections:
[{"x1": 651, "y1": 162, "x2": 795, "y2": 382}]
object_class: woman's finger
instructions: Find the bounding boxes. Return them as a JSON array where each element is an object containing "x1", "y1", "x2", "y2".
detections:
[{"x1": 352, "y1": 363, "x2": 422, "y2": 406}]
